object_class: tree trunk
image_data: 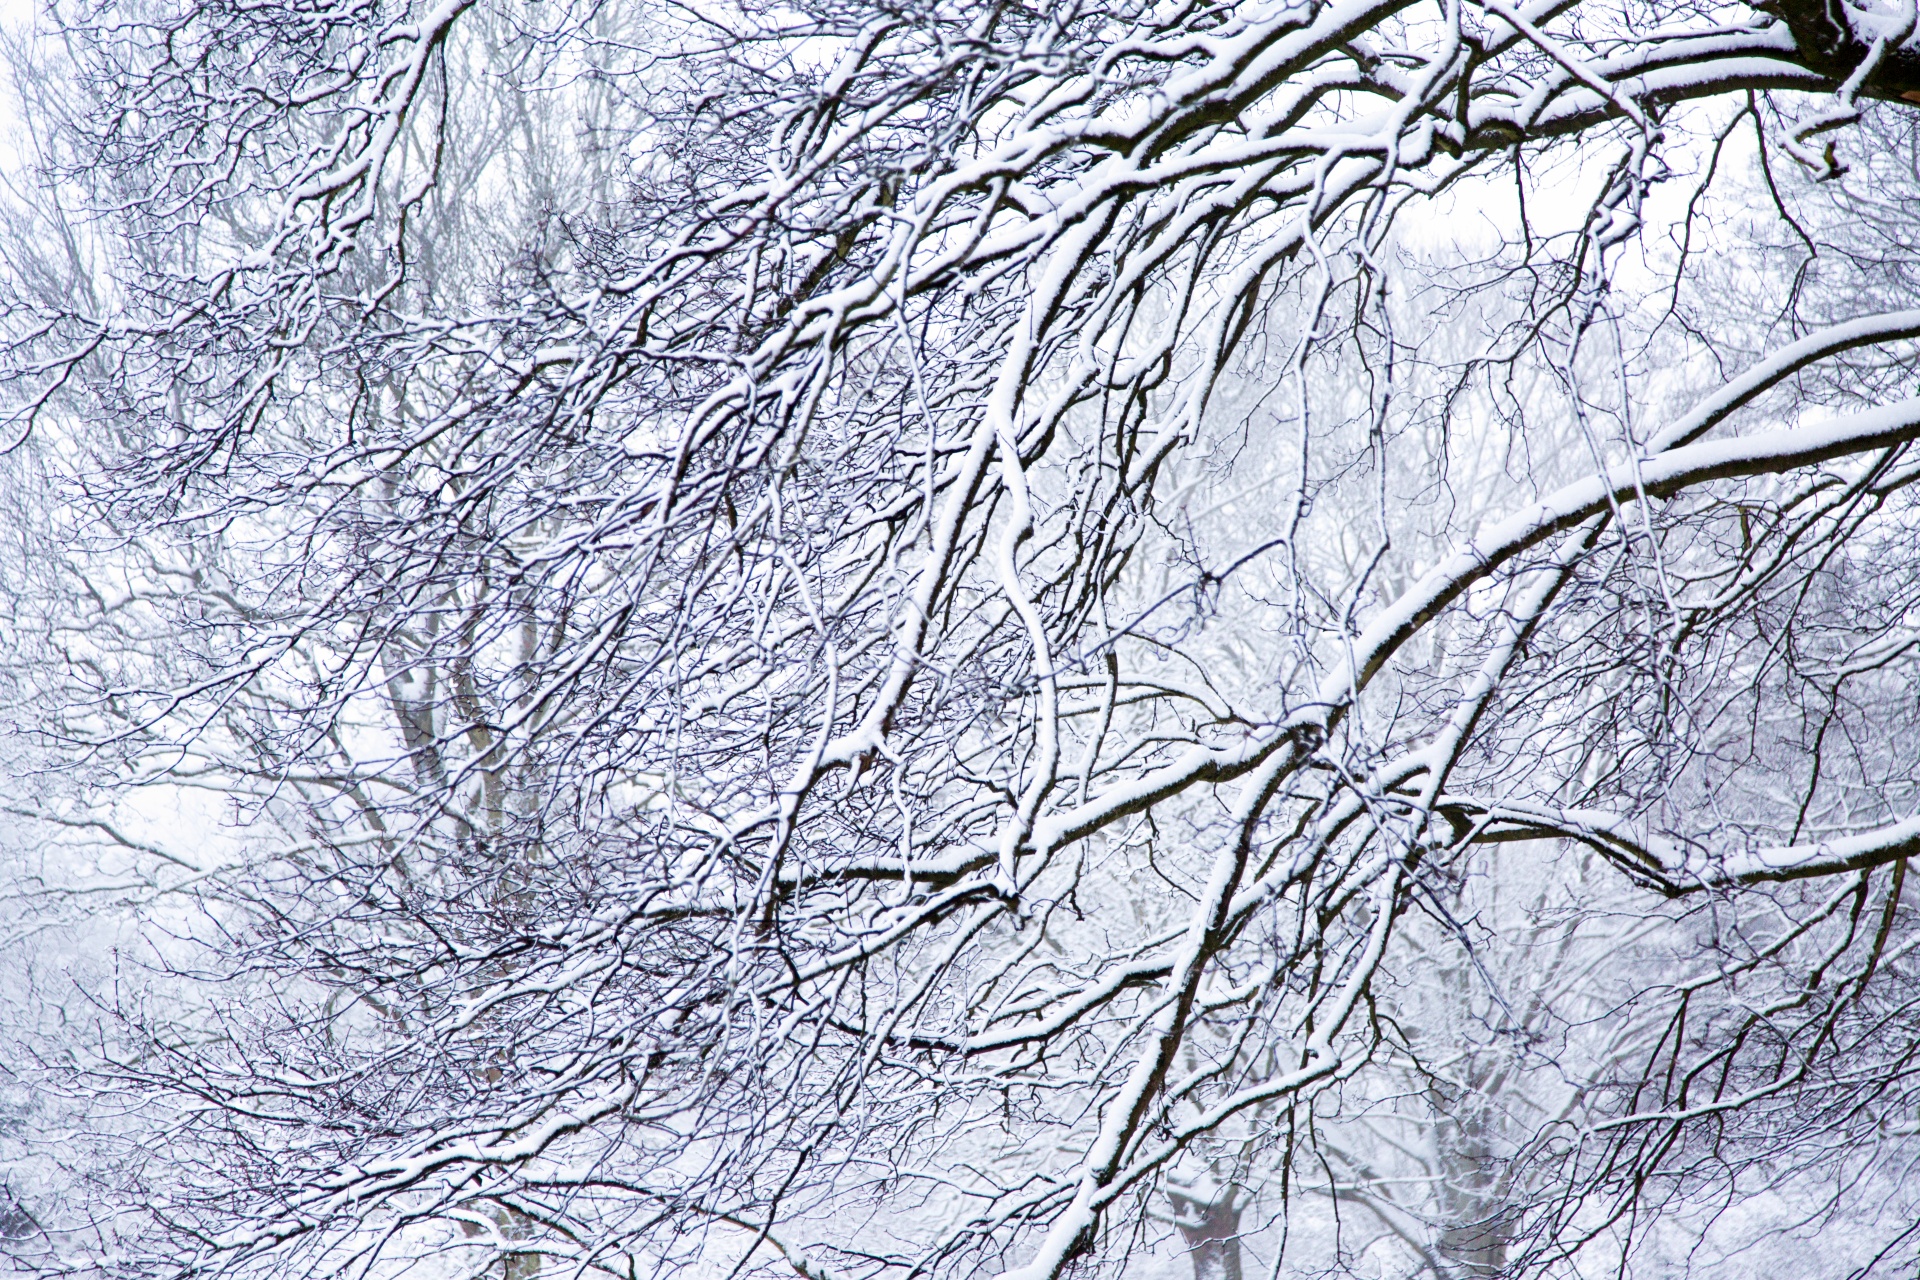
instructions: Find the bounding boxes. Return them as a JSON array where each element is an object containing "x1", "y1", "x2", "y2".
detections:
[{"x1": 1168, "y1": 1184, "x2": 1242, "y2": 1280}]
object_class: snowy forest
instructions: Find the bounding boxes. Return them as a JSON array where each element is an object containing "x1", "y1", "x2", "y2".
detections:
[{"x1": 7, "y1": 0, "x2": 1920, "y2": 1276}]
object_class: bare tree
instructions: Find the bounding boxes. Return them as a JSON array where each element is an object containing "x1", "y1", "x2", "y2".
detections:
[{"x1": 9, "y1": 0, "x2": 1920, "y2": 1278}]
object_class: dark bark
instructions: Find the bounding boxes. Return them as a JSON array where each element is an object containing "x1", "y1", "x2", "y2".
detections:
[{"x1": 1771, "y1": 0, "x2": 1920, "y2": 102}]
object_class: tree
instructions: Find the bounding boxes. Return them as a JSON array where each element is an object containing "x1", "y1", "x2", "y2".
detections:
[{"x1": 9, "y1": 0, "x2": 1920, "y2": 1277}]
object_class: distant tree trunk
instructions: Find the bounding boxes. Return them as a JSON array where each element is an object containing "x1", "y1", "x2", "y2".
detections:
[
  {"x1": 1432, "y1": 1064, "x2": 1513, "y2": 1280},
  {"x1": 1436, "y1": 1209, "x2": 1510, "y2": 1280},
  {"x1": 1168, "y1": 1184, "x2": 1242, "y2": 1280},
  {"x1": 460, "y1": 1203, "x2": 540, "y2": 1279}
]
